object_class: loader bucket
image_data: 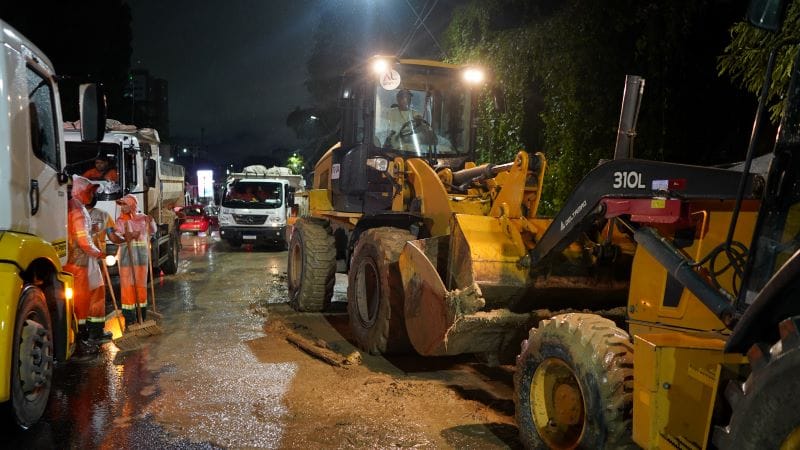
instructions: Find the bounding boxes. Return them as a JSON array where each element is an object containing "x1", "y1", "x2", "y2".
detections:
[
  {"x1": 399, "y1": 235, "x2": 536, "y2": 356},
  {"x1": 399, "y1": 214, "x2": 633, "y2": 357}
]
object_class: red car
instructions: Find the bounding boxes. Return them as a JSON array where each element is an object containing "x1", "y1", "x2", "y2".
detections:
[{"x1": 177, "y1": 205, "x2": 213, "y2": 234}]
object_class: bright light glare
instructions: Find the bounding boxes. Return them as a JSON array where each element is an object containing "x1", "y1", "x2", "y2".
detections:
[
  {"x1": 105, "y1": 255, "x2": 117, "y2": 267},
  {"x1": 371, "y1": 59, "x2": 390, "y2": 75},
  {"x1": 463, "y1": 68, "x2": 485, "y2": 84},
  {"x1": 65, "y1": 287, "x2": 74, "y2": 301}
]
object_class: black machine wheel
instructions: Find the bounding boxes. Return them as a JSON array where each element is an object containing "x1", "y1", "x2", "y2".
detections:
[
  {"x1": 159, "y1": 232, "x2": 179, "y2": 275},
  {"x1": 713, "y1": 316, "x2": 800, "y2": 450},
  {"x1": 514, "y1": 313, "x2": 633, "y2": 449},
  {"x1": 287, "y1": 218, "x2": 336, "y2": 312},
  {"x1": 7, "y1": 286, "x2": 54, "y2": 429},
  {"x1": 347, "y1": 227, "x2": 414, "y2": 355}
]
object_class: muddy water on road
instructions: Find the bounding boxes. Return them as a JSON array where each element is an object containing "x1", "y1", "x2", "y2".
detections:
[{"x1": 2, "y1": 234, "x2": 519, "y2": 448}]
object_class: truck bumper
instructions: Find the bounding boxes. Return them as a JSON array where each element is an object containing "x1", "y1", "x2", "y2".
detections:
[{"x1": 220, "y1": 226, "x2": 287, "y2": 244}]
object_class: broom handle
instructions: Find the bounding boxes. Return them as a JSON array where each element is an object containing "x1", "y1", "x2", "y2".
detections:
[
  {"x1": 124, "y1": 221, "x2": 144, "y2": 325},
  {"x1": 147, "y1": 227, "x2": 158, "y2": 313},
  {"x1": 100, "y1": 257, "x2": 126, "y2": 334}
]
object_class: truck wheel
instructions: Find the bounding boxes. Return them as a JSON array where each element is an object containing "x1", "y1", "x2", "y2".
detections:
[
  {"x1": 347, "y1": 227, "x2": 414, "y2": 355},
  {"x1": 288, "y1": 218, "x2": 335, "y2": 312},
  {"x1": 159, "y1": 233, "x2": 179, "y2": 275},
  {"x1": 514, "y1": 313, "x2": 633, "y2": 449},
  {"x1": 7, "y1": 286, "x2": 54, "y2": 429},
  {"x1": 713, "y1": 316, "x2": 800, "y2": 450}
]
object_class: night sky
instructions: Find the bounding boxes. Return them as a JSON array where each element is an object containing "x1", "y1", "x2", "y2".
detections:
[
  {"x1": 127, "y1": 0, "x2": 455, "y2": 167},
  {"x1": 129, "y1": 0, "x2": 318, "y2": 162}
]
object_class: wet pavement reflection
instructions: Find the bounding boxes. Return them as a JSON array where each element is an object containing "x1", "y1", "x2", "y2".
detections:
[{"x1": 1, "y1": 233, "x2": 289, "y2": 448}]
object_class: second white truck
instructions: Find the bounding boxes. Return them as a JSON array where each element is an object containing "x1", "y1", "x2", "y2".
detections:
[{"x1": 64, "y1": 121, "x2": 185, "y2": 274}]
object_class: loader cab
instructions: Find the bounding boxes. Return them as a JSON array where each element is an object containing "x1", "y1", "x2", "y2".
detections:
[{"x1": 331, "y1": 57, "x2": 482, "y2": 213}]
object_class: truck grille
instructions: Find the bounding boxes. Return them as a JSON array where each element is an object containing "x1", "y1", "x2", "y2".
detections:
[{"x1": 233, "y1": 214, "x2": 267, "y2": 225}]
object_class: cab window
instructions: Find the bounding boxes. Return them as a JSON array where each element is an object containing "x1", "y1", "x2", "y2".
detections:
[{"x1": 27, "y1": 65, "x2": 60, "y2": 170}]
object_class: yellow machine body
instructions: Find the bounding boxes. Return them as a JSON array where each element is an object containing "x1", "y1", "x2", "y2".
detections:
[{"x1": 627, "y1": 205, "x2": 760, "y2": 448}]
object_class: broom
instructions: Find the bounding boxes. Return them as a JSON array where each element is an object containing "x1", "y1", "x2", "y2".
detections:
[
  {"x1": 123, "y1": 222, "x2": 163, "y2": 337},
  {"x1": 100, "y1": 258, "x2": 142, "y2": 351},
  {"x1": 146, "y1": 234, "x2": 163, "y2": 321}
]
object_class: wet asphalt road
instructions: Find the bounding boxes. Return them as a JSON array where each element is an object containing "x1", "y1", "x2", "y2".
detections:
[{"x1": 1, "y1": 233, "x2": 289, "y2": 449}]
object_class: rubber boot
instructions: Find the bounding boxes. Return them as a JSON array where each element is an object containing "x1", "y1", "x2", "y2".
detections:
[
  {"x1": 78, "y1": 323, "x2": 89, "y2": 342},
  {"x1": 122, "y1": 309, "x2": 136, "y2": 328},
  {"x1": 88, "y1": 322, "x2": 112, "y2": 344},
  {"x1": 140, "y1": 306, "x2": 147, "y2": 322}
]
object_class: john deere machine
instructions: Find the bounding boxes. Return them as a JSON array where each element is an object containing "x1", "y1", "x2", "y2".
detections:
[{"x1": 504, "y1": 1, "x2": 800, "y2": 447}]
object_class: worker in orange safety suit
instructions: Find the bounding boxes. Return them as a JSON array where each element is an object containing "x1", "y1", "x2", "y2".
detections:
[
  {"x1": 82, "y1": 153, "x2": 119, "y2": 183},
  {"x1": 65, "y1": 176, "x2": 113, "y2": 345},
  {"x1": 113, "y1": 194, "x2": 156, "y2": 326}
]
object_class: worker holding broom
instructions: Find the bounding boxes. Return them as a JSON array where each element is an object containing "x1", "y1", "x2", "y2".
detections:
[
  {"x1": 113, "y1": 194, "x2": 157, "y2": 327},
  {"x1": 65, "y1": 176, "x2": 113, "y2": 346}
]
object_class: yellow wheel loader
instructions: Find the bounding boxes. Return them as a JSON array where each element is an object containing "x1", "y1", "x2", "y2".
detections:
[
  {"x1": 507, "y1": 2, "x2": 800, "y2": 448},
  {"x1": 287, "y1": 56, "x2": 519, "y2": 353}
]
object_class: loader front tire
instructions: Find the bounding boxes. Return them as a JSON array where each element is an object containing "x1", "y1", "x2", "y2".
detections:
[
  {"x1": 347, "y1": 227, "x2": 413, "y2": 355},
  {"x1": 514, "y1": 313, "x2": 633, "y2": 449},
  {"x1": 288, "y1": 218, "x2": 335, "y2": 312},
  {"x1": 7, "y1": 286, "x2": 54, "y2": 429},
  {"x1": 713, "y1": 316, "x2": 800, "y2": 450}
]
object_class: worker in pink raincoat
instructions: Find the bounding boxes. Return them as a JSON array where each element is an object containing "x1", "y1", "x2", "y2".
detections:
[
  {"x1": 65, "y1": 175, "x2": 113, "y2": 345},
  {"x1": 113, "y1": 194, "x2": 157, "y2": 327}
]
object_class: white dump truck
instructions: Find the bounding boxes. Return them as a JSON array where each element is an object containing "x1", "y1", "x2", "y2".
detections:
[
  {"x1": 64, "y1": 121, "x2": 185, "y2": 274},
  {"x1": 219, "y1": 165, "x2": 304, "y2": 248},
  {"x1": 0, "y1": 18, "x2": 105, "y2": 428}
]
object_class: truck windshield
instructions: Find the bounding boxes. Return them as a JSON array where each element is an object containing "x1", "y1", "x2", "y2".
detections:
[
  {"x1": 222, "y1": 181, "x2": 283, "y2": 209},
  {"x1": 374, "y1": 65, "x2": 472, "y2": 157}
]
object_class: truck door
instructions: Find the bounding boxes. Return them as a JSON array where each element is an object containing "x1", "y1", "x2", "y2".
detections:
[{"x1": 23, "y1": 62, "x2": 68, "y2": 261}]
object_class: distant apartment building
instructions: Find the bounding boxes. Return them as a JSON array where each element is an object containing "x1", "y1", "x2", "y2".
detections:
[{"x1": 126, "y1": 69, "x2": 170, "y2": 139}]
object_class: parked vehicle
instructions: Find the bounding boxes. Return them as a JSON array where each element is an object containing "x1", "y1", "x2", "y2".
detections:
[
  {"x1": 177, "y1": 204, "x2": 213, "y2": 234},
  {"x1": 0, "y1": 18, "x2": 104, "y2": 428},
  {"x1": 64, "y1": 122, "x2": 185, "y2": 275}
]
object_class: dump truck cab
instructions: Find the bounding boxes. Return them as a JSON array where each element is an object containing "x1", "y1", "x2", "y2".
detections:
[{"x1": 0, "y1": 18, "x2": 104, "y2": 428}]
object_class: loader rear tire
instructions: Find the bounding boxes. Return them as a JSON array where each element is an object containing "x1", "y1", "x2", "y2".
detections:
[
  {"x1": 288, "y1": 218, "x2": 336, "y2": 312},
  {"x1": 7, "y1": 286, "x2": 54, "y2": 429},
  {"x1": 713, "y1": 316, "x2": 800, "y2": 450},
  {"x1": 347, "y1": 227, "x2": 414, "y2": 355},
  {"x1": 514, "y1": 313, "x2": 633, "y2": 449}
]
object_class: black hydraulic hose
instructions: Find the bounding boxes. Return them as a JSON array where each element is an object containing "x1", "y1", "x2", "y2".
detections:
[
  {"x1": 726, "y1": 47, "x2": 778, "y2": 248},
  {"x1": 634, "y1": 227, "x2": 736, "y2": 326}
]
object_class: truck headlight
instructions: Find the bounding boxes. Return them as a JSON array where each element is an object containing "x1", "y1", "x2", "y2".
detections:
[
  {"x1": 219, "y1": 214, "x2": 234, "y2": 225},
  {"x1": 268, "y1": 215, "x2": 285, "y2": 227}
]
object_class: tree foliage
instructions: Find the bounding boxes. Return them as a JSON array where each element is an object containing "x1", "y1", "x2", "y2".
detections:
[
  {"x1": 445, "y1": 0, "x2": 757, "y2": 214},
  {"x1": 718, "y1": 0, "x2": 800, "y2": 122}
]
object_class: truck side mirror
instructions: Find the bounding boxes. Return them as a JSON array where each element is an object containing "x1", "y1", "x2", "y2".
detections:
[
  {"x1": 286, "y1": 187, "x2": 296, "y2": 208},
  {"x1": 79, "y1": 83, "x2": 106, "y2": 142},
  {"x1": 144, "y1": 158, "x2": 157, "y2": 188}
]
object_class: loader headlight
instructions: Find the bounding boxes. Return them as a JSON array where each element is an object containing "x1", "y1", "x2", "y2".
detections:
[
  {"x1": 463, "y1": 67, "x2": 485, "y2": 85},
  {"x1": 105, "y1": 255, "x2": 117, "y2": 267},
  {"x1": 371, "y1": 58, "x2": 391, "y2": 75},
  {"x1": 366, "y1": 157, "x2": 388, "y2": 172}
]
